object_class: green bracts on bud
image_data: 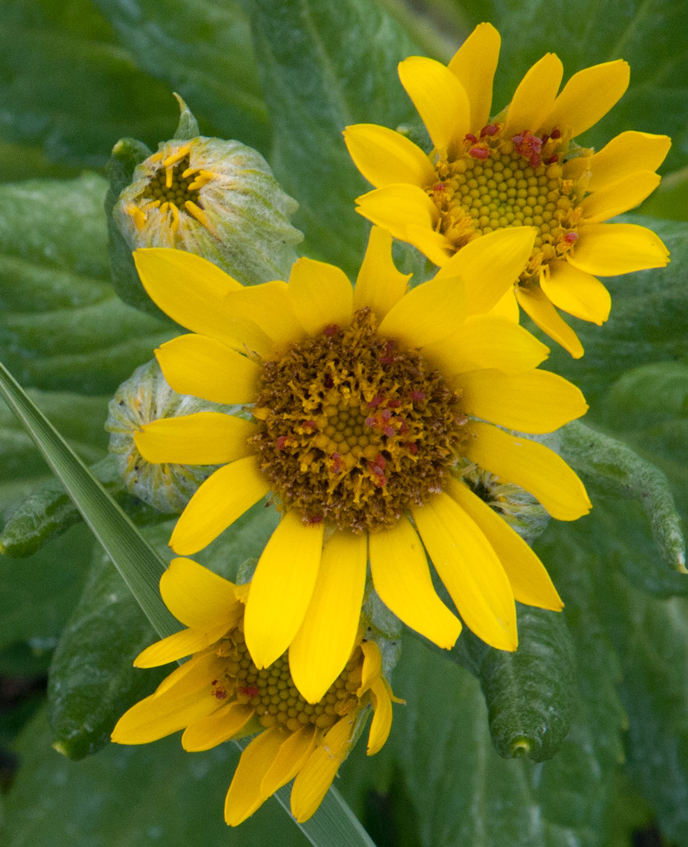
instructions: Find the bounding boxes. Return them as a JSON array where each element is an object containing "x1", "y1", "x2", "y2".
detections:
[
  {"x1": 557, "y1": 421, "x2": 686, "y2": 574},
  {"x1": 113, "y1": 98, "x2": 302, "y2": 291},
  {"x1": 106, "y1": 360, "x2": 226, "y2": 515}
]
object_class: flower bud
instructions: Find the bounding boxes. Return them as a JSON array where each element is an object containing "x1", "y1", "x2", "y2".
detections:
[
  {"x1": 105, "y1": 359, "x2": 225, "y2": 513},
  {"x1": 114, "y1": 105, "x2": 302, "y2": 286}
]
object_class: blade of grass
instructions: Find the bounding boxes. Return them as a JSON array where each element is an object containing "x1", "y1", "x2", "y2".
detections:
[{"x1": 0, "y1": 360, "x2": 378, "y2": 847}]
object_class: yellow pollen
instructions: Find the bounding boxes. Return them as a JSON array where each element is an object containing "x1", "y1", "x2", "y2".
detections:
[
  {"x1": 141, "y1": 152, "x2": 208, "y2": 224},
  {"x1": 251, "y1": 309, "x2": 468, "y2": 532},
  {"x1": 430, "y1": 125, "x2": 587, "y2": 282}
]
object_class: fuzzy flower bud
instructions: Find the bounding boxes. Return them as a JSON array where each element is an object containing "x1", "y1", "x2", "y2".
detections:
[
  {"x1": 114, "y1": 119, "x2": 302, "y2": 286},
  {"x1": 105, "y1": 359, "x2": 228, "y2": 513}
]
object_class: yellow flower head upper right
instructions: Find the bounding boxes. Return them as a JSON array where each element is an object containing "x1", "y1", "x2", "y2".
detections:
[{"x1": 344, "y1": 22, "x2": 671, "y2": 359}]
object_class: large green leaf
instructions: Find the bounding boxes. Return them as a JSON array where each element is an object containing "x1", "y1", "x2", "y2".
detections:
[
  {"x1": 93, "y1": 0, "x2": 270, "y2": 153},
  {"x1": 248, "y1": 0, "x2": 420, "y2": 275},
  {"x1": 1, "y1": 709, "x2": 309, "y2": 847},
  {"x1": 0, "y1": 174, "x2": 174, "y2": 394},
  {"x1": 452, "y1": 0, "x2": 688, "y2": 172},
  {"x1": 0, "y1": 0, "x2": 178, "y2": 168}
]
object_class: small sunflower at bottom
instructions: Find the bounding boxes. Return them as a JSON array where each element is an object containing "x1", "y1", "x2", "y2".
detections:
[
  {"x1": 111, "y1": 558, "x2": 399, "y2": 826},
  {"x1": 344, "y1": 22, "x2": 670, "y2": 357},
  {"x1": 131, "y1": 224, "x2": 591, "y2": 705}
]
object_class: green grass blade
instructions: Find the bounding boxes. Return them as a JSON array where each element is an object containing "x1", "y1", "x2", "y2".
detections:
[
  {"x1": 0, "y1": 360, "x2": 179, "y2": 639},
  {"x1": 0, "y1": 360, "x2": 378, "y2": 846}
]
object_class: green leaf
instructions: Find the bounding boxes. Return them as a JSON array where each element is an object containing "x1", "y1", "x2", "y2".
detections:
[
  {"x1": 47, "y1": 542, "x2": 168, "y2": 760},
  {"x1": 0, "y1": 525, "x2": 93, "y2": 654},
  {"x1": 455, "y1": 0, "x2": 687, "y2": 172},
  {"x1": 92, "y1": 0, "x2": 271, "y2": 153},
  {"x1": 1, "y1": 709, "x2": 309, "y2": 847},
  {"x1": 0, "y1": 0, "x2": 179, "y2": 168},
  {"x1": 0, "y1": 174, "x2": 175, "y2": 394},
  {"x1": 247, "y1": 0, "x2": 420, "y2": 274},
  {"x1": 640, "y1": 166, "x2": 688, "y2": 222},
  {"x1": 546, "y1": 217, "x2": 688, "y2": 407}
]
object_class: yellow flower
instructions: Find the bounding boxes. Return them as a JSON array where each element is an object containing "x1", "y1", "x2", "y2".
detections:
[
  {"x1": 111, "y1": 558, "x2": 398, "y2": 825},
  {"x1": 344, "y1": 22, "x2": 671, "y2": 358},
  {"x1": 131, "y1": 225, "x2": 591, "y2": 704}
]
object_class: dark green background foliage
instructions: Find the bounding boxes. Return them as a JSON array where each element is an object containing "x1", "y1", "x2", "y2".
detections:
[{"x1": 0, "y1": 0, "x2": 687, "y2": 844}]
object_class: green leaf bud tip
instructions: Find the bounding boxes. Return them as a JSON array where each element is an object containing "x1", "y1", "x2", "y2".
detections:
[
  {"x1": 105, "y1": 360, "x2": 230, "y2": 514},
  {"x1": 114, "y1": 119, "x2": 303, "y2": 287}
]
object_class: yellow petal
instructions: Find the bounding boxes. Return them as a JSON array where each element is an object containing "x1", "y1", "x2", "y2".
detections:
[
  {"x1": 134, "y1": 623, "x2": 230, "y2": 668},
  {"x1": 567, "y1": 223, "x2": 670, "y2": 276},
  {"x1": 586, "y1": 131, "x2": 672, "y2": 192},
  {"x1": 288, "y1": 257, "x2": 354, "y2": 335},
  {"x1": 343, "y1": 123, "x2": 436, "y2": 188},
  {"x1": 244, "y1": 512, "x2": 325, "y2": 669},
  {"x1": 543, "y1": 60, "x2": 630, "y2": 137},
  {"x1": 515, "y1": 284, "x2": 584, "y2": 359},
  {"x1": 448, "y1": 22, "x2": 501, "y2": 133},
  {"x1": 398, "y1": 56, "x2": 471, "y2": 155},
  {"x1": 367, "y1": 678, "x2": 393, "y2": 755},
  {"x1": 133, "y1": 248, "x2": 241, "y2": 345},
  {"x1": 290, "y1": 715, "x2": 354, "y2": 823},
  {"x1": 223, "y1": 281, "x2": 304, "y2": 347},
  {"x1": 378, "y1": 274, "x2": 467, "y2": 348},
  {"x1": 355, "y1": 184, "x2": 441, "y2": 247},
  {"x1": 134, "y1": 413, "x2": 256, "y2": 465},
  {"x1": 224, "y1": 727, "x2": 287, "y2": 826},
  {"x1": 182, "y1": 702, "x2": 255, "y2": 752},
  {"x1": 464, "y1": 421, "x2": 591, "y2": 521},
  {"x1": 354, "y1": 227, "x2": 411, "y2": 320},
  {"x1": 111, "y1": 653, "x2": 225, "y2": 744},
  {"x1": 289, "y1": 530, "x2": 367, "y2": 704},
  {"x1": 155, "y1": 334, "x2": 261, "y2": 405},
  {"x1": 421, "y1": 314, "x2": 549, "y2": 375},
  {"x1": 447, "y1": 478, "x2": 563, "y2": 610},
  {"x1": 412, "y1": 494, "x2": 518, "y2": 651},
  {"x1": 261, "y1": 725, "x2": 318, "y2": 798},
  {"x1": 504, "y1": 53, "x2": 564, "y2": 136},
  {"x1": 170, "y1": 456, "x2": 270, "y2": 555},
  {"x1": 541, "y1": 261, "x2": 611, "y2": 324},
  {"x1": 489, "y1": 286, "x2": 520, "y2": 322},
  {"x1": 580, "y1": 171, "x2": 661, "y2": 223},
  {"x1": 404, "y1": 222, "x2": 457, "y2": 267},
  {"x1": 435, "y1": 227, "x2": 536, "y2": 315},
  {"x1": 358, "y1": 641, "x2": 383, "y2": 696},
  {"x1": 369, "y1": 515, "x2": 461, "y2": 649},
  {"x1": 159, "y1": 557, "x2": 241, "y2": 629},
  {"x1": 152, "y1": 650, "x2": 208, "y2": 697},
  {"x1": 453, "y1": 368, "x2": 588, "y2": 434}
]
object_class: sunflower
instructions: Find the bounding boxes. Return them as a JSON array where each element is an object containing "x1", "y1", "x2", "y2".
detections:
[
  {"x1": 111, "y1": 558, "x2": 398, "y2": 825},
  {"x1": 344, "y1": 22, "x2": 671, "y2": 358},
  {"x1": 132, "y1": 225, "x2": 591, "y2": 704}
]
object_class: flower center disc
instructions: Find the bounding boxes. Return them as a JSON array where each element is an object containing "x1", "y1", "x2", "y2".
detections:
[
  {"x1": 251, "y1": 309, "x2": 467, "y2": 532},
  {"x1": 430, "y1": 126, "x2": 582, "y2": 281},
  {"x1": 143, "y1": 154, "x2": 202, "y2": 208}
]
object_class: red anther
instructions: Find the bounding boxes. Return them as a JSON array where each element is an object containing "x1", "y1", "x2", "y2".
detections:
[
  {"x1": 398, "y1": 419, "x2": 408, "y2": 434},
  {"x1": 368, "y1": 396, "x2": 382, "y2": 408},
  {"x1": 374, "y1": 454, "x2": 386, "y2": 469},
  {"x1": 545, "y1": 154, "x2": 559, "y2": 165},
  {"x1": 213, "y1": 688, "x2": 228, "y2": 700},
  {"x1": 374, "y1": 474, "x2": 387, "y2": 487},
  {"x1": 365, "y1": 416, "x2": 376, "y2": 428},
  {"x1": 323, "y1": 324, "x2": 339, "y2": 336},
  {"x1": 381, "y1": 409, "x2": 392, "y2": 421},
  {"x1": 563, "y1": 232, "x2": 579, "y2": 243},
  {"x1": 303, "y1": 514, "x2": 323, "y2": 525},
  {"x1": 550, "y1": 128, "x2": 561, "y2": 139},
  {"x1": 480, "y1": 124, "x2": 500, "y2": 137},
  {"x1": 239, "y1": 686, "x2": 259, "y2": 698},
  {"x1": 302, "y1": 420, "x2": 316, "y2": 430},
  {"x1": 331, "y1": 452, "x2": 343, "y2": 472},
  {"x1": 469, "y1": 146, "x2": 489, "y2": 160},
  {"x1": 407, "y1": 442, "x2": 419, "y2": 455},
  {"x1": 383, "y1": 425, "x2": 396, "y2": 437},
  {"x1": 276, "y1": 435, "x2": 288, "y2": 449},
  {"x1": 388, "y1": 399, "x2": 401, "y2": 408},
  {"x1": 513, "y1": 130, "x2": 543, "y2": 167},
  {"x1": 433, "y1": 182, "x2": 447, "y2": 192},
  {"x1": 411, "y1": 390, "x2": 425, "y2": 402},
  {"x1": 464, "y1": 133, "x2": 478, "y2": 144}
]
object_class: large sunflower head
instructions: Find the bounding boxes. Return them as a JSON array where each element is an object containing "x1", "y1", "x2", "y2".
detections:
[
  {"x1": 344, "y1": 22, "x2": 671, "y2": 357},
  {"x1": 111, "y1": 558, "x2": 398, "y2": 826},
  {"x1": 132, "y1": 225, "x2": 591, "y2": 705}
]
